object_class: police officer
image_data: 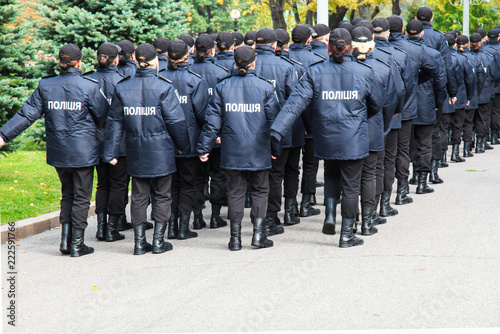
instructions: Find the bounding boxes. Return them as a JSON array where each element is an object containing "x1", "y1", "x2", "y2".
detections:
[
  {"x1": 483, "y1": 29, "x2": 500, "y2": 145},
  {"x1": 271, "y1": 28, "x2": 384, "y2": 248},
  {"x1": 311, "y1": 23, "x2": 330, "y2": 59},
  {"x1": 215, "y1": 31, "x2": 235, "y2": 70},
  {"x1": 179, "y1": 34, "x2": 196, "y2": 66},
  {"x1": 189, "y1": 34, "x2": 229, "y2": 230},
  {"x1": 233, "y1": 31, "x2": 245, "y2": 49},
  {"x1": 117, "y1": 39, "x2": 137, "y2": 77},
  {"x1": 85, "y1": 42, "x2": 128, "y2": 243},
  {"x1": 161, "y1": 39, "x2": 210, "y2": 239},
  {"x1": 0, "y1": 44, "x2": 107, "y2": 257},
  {"x1": 244, "y1": 31, "x2": 257, "y2": 48},
  {"x1": 154, "y1": 37, "x2": 170, "y2": 71},
  {"x1": 104, "y1": 43, "x2": 189, "y2": 255},
  {"x1": 197, "y1": 46, "x2": 281, "y2": 251}
]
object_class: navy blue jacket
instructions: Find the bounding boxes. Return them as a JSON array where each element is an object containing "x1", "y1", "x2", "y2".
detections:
[
  {"x1": 189, "y1": 55, "x2": 229, "y2": 98},
  {"x1": 462, "y1": 49, "x2": 486, "y2": 109},
  {"x1": 473, "y1": 47, "x2": 500, "y2": 103},
  {"x1": 271, "y1": 54, "x2": 384, "y2": 160},
  {"x1": 289, "y1": 43, "x2": 324, "y2": 67},
  {"x1": 442, "y1": 52, "x2": 462, "y2": 114},
  {"x1": 442, "y1": 49, "x2": 476, "y2": 112},
  {"x1": 310, "y1": 41, "x2": 328, "y2": 59},
  {"x1": 158, "y1": 54, "x2": 168, "y2": 72},
  {"x1": 118, "y1": 59, "x2": 137, "y2": 78},
  {"x1": 197, "y1": 69, "x2": 280, "y2": 171},
  {"x1": 280, "y1": 50, "x2": 306, "y2": 79},
  {"x1": 214, "y1": 52, "x2": 234, "y2": 71},
  {"x1": 0, "y1": 67, "x2": 107, "y2": 168},
  {"x1": 484, "y1": 40, "x2": 500, "y2": 94},
  {"x1": 104, "y1": 68, "x2": 189, "y2": 177},
  {"x1": 160, "y1": 63, "x2": 209, "y2": 158}
]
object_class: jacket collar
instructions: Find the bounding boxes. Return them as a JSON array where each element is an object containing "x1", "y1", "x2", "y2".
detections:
[
  {"x1": 422, "y1": 21, "x2": 432, "y2": 29},
  {"x1": 231, "y1": 68, "x2": 256, "y2": 76},
  {"x1": 61, "y1": 67, "x2": 82, "y2": 76},
  {"x1": 158, "y1": 54, "x2": 167, "y2": 61},
  {"x1": 256, "y1": 45, "x2": 276, "y2": 55},
  {"x1": 194, "y1": 55, "x2": 215, "y2": 63},
  {"x1": 487, "y1": 40, "x2": 499, "y2": 46},
  {"x1": 217, "y1": 51, "x2": 234, "y2": 59},
  {"x1": 389, "y1": 32, "x2": 404, "y2": 42},
  {"x1": 449, "y1": 47, "x2": 457, "y2": 54},
  {"x1": 280, "y1": 50, "x2": 290, "y2": 58},
  {"x1": 135, "y1": 68, "x2": 157, "y2": 77},
  {"x1": 311, "y1": 41, "x2": 327, "y2": 49},
  {"x1": 374, "y1": 37, "x2": 391, "y2": 47},
  {"x1": 290, "y1": 43, "x2": 311, "y2": 52},
  {"x1": 408, "y1": 36, "x2": 424, "y2": 44},
  {"x1": 329, "y1": 53, "x2": 355, "y2": 62},
  {"x1": 125, "y1": 59, "x2": 137, "y2": 67},
  {"x1": 96, "y1": 65, "x2": 119, "y2": 73},
  {"x1": 168, "y1": 62, "x2": 189, "y2": 70}
]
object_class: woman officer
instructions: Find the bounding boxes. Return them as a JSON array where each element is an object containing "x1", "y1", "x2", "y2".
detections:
[{"x1": 0, "y1": 44, "x2": 107, "y2": 257}]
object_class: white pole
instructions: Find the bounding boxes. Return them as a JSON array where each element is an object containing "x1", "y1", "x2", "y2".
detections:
[
  {"x1": 463, "y1": 0, "x2": 469, "y2": 36},
  {"x1": 317, "y1": 0, "x2": 329, "y2": 26}
]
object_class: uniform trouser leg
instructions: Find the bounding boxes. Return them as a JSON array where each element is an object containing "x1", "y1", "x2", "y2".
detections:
[
  {"x1": 450, "y1": 108, "x2": 466, "y2": 145},
  {"x1": 463, "y1": 109, "x2": 476, "y2": 142},
  {"x1": 194, "y1": 159, "x2": 209, "y2": 211},
  {"x1": 474, "y1": 103, "x2": 491, "y2": 138},
  {"x1": 250, "y1": 171, "x2": 269, "y2": 219},
  {"x1": 107, "y1": 157, "x2": 129, "y2": 215},
  {"x1": 324, "y1": 159, "x2": 363, "y2": 219},
  {"x1": 383, "y1": 129, "x2": 398, "y2": 192},
  {"x1": 431, "y1": 108, "x2": 443, "y2": 160},
  {"x1": 95, "y1": 160, "x2": 110, "y2": 214},
  {"x1": 395, "y1": 120, "x2": 412, "y2": 181},
  {"x1": 283, "y1": 146, "x2": 301, "y2": 199},
  {"x1": 56, "y1": 166, "x2": 94, "y2": 230},
  {"x1": 226, "y1": 170, "x2": 269, "y2": 223},
  {"x1": 267, "y1": 148, "x2": 290, "y2": 213},
  {"x1": 208, "y1": 147, "x2": 226, "y2": 207},
  {"x1": 375, "y1": 151, "x2": 385, "y2": 196},
  {"x1": 491, "y1": 94, "x2": 500, "y2": 133},
  {"x1": 171, "y1": 157, "x2": 198, "y2": 215},
  {"x1": 131, "y1": 175, "x2": 172, "y2": 225},
  {"x1": 441, "y1": 113, "x2": 451, "y2": 152},
  {"x1": 361, "y1": 151, "x2": 378, "y2": 207},
  {"x1": 301, "y1": 138, "x2": 319, "y2": 195},
  {"x1": 412, "y1": 124, "x2": 433, "y2": 173}
]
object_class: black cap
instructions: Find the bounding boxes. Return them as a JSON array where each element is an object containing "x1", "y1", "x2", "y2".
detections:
[
  {"x1": 59, "y1": 44, "x2": 82, "y2": 63},
  {"x1": 234, "y1": 46, "x2": 256, "y2": 68},
  {"x1": 256, "y1": 28, "x2": 278, "y2": 44},
  {"x1": 351, "y1": 17, "x2": 363, "y2": 26},
  {"x1": 292, "y1": 24, "x2": 312, "y2": 43},
  {"x1": 97, "y1": 42, "x2": 119, "y2": 59},
  {"x1": 457, "y1": 34, "x2": 469, "y2": 45},
  {"x1": 372, "y1": 17, "x2": 390, "y2": 33},
  {"x1": 338, "y1": 21, "x2": 354, "y2": 34},
  {"x1": 488, "y1": 29, "x2": 500, "y2": 39},
  {"x1": 195, "y1": 34, "x2": 215, "y2": 51},
  {"x1": 275, "y1": 28, "x2": 290, "y2": 46},
  {"x1": 330, "y1": 28, "x2": 352, "y2": 47},
  {"x1": 179, "y1": 34, "x2": 195, "y2": 48},
  {"x1": 453, "y1": 29, "x2": 461, "y2": 37},
  {"x1": 154, "y1": 37, "x2": 170, "y2": 54},
  {"x1": 416, "y1": 6, "x2": 433, "y2": 21},
  {"x1": 136, "y1": 43, "x2": 157, "y2": 63},
  {"x1": 406, "y1": 19, "x2": 423, "y2": 35},
  {"x1": 475, "y1": 28, "x2": 486, "y2": 38},
  {"x1": 312, "y1": 24, "x2": 330, "y2": 38},
  {"x1": 167, "y1": 39, "x2": 190, "y2": 60},
  {"x1": 117, "y1": 39, "x2": 135, "y2": 55},
  {"x1": 387, "y1": 15, "x2": 404, "y2": 33},
  {"x1": 351, "y1": 26, "x2": 373, "y2": 42},
  {"x1": 210, "y1": 33, "x2": 218, "y2": 41},
  {"x1": 233, "y1": 32, "x2": 245, "y2": 46},
  {"x1": 445, "y1": 33, "x2": 456, "y2": 46},
  {"x1": 355, "y1": 20, "x2": 374, "y2": 34},
  {"x1": 244, "y1": 31, "x2": 257, "y2": 46},
  {"x1": 470, "y1": 33, "x2": 482, "y2": 43},
  {"x1": 216, "y1": 31, "x2": 234, "y2": 49}
]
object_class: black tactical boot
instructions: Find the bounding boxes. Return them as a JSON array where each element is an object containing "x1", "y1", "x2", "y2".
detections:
[
  {"x1": 167, "y1": 212, "x2": 178, "y2": 239},
  {"x1": 177, "y1": 211, "x2": 198, "y2": 240},
  {"x1": 210, "y1": 205, "x2": 227, "y2": 229},
  {"x1": 59, "y1": 223, "x2": 72, "y2": 255},
  {"x1": 95, "y1": 212, "x2": 107, "y2": 241},
  {"x1": 133, "y1": 223, "x2": 152, "y2": 255},
  {"x1": 152, "y1": 222, "x2": 173, "y2": 254},
  {"x1": 310, "y1": 193, "x2": 317, "y2": 205},
  {"x1": 395, "y1": 179, "x2": 413, "y2": 205},
  {"x1": 409, "y1": 170, "x2": 418, "y2": 185},
  {"x1": 339, "y1": 218, "x2": 364, "y2": 248},
  {"x1": 192, "y1": 209, "x2": 206, "y2": 230},
  {"x1": 228, "y1": 221, "x2": 242, "y2": 251},
  {"x1": 429, "y1": 160, "x2": 444, "y2": 184},
  {"x1": 372, "y1": 194, "x2": 387, "y2": 225},
  {"x1": 491, "y1": 132, "x2": 500, "y2": 145},
  {"x1": 439, "y1": 151, "x2": 448, "y2": 168},
  {"x1": 265, "y1": 212, "x2": 284, "y2": 236},
  {"x1": 70, "y1": 227, "x2": 94, "y2": 257},
  {"x1": 251, "y1": 217, "x2": 273, "y2": 248},
  {"x1": 284, "y1": 197, "x2": 300, "y2": 225},
  {"x1": 299, "y1": 194, "x2": 321, "y2": 217},
  {"x1": 106, "y1": 214, "x2": 125, "y2": 242},
  {"x1": 117, "y1": 213, "x2": 133, "y2": 231},
  {"x1": 316, "y1": 181, "x2": 324, "y2": 187},
  {"x1": 322, "y1": 197, "x2": 336, "y2": 235},
  {"x1": 476, "y1": 136, "x2": 485, "y2": 153},
  {"x1": 380, "y1": 190, "x2": 398, "y2": 217},
  {"x1": 416, "y1": 172, "x2": 434, "y2": 194},
  {"x1": 450, "y1": 143, "x2": 465, "y2": 162},
  {"x1": 463, "y1": 141, "x2": 474, "y2": 157},
  {"x1": 244, "y1": 191, "x2": 252, "y2": 208},
  {"x1": 361, "y1": 205, "x2": 378, "y2": 236}
]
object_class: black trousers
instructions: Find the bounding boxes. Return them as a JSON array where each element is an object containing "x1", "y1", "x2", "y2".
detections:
[
  {"x1": 194, "y1": 159, "x2": 209, "y2": 212},
  {"x1": 474, "y1": 102, "x2": 492, "y2": 137},
  {"x1": 441, "y1": 113, "x2": 451, "y2": 152},
  {"x1": 301, "y1": 138, "x2": 319, "y2": 195},
  {"x1": 131, "y1": 175, "x2": 172, "y2": 225},
  {"x1": 208, "y1": 147, "x2": 226, "y2": 208},
  {"x1": 431, "y1": 108, "x2": 443, "y2": 160},
  {"x1": 267, "y1": 147, "x2": 301, "y2": 213},
  {"x1": 361, "y1": 152, "x2": 378, "y2": 207},
  {"x1": 463, "y1": 109, "x2": 476, "y2": 142},
  {"x1": 171, "y1": 157, "x2": 198, "y2": 215},
  {"x1": 491, "y1": 94, "x2": 500, "y2": 132},
  {"x1": 410, "y1": 124, "x2": 433, "y2": 173},
  {"x1": 384, "y1": 129, "x2": 398, "y2": 192},
  {"x1": 95, "y1": 157, "x2": 128, "y2": 215},
  {"x1": 226, "y1": 170, "x2": 269, "y2": 225},
  {"x1": 324, "y1": 159, "x2": 363, "y2": 219},
  {"x1": 450, "y1": 108, "x2": 466, "y2": 145},
  {"x1": 56, "y1": 166, "x2": 94, "y2": 229}
]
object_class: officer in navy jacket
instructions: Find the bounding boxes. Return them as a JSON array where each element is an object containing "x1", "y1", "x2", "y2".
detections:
[
  {"x1": 117, "y1": 39, "x2": 137, "y2": 78},
  {"x1": 0, "y1": 44, "x2": 107, "y2": 258},
  {"x1": 154, "y1": 37, "x2": 170, "y2": 71},
  {"x1": 85, "y1": 42, "x2": 129, "y2": 244},
  {"x1": 483, "y1": 29, "x2": 500, "y2": 144},
  {"x1": 214, "y1": 31, "x2": 235, "y2": 70},
  {"x1": 311, "y1": 24, "x2": 330, "y2": 59},
  {"x1": 104, "y1": 43, "x2": 189, "y2": 256},
  {"x1": 160, "y1": 39, "x2": 210, "y2": 241},
  {"x1": 197, "y1": 46, "x2": 281, "y2": 251},
  {"x1": 271, "y1": 28, "x2": 384, "y2": 248},
  {"x1": 189, "y1": 34, "x2": 230, "y2": 231}
]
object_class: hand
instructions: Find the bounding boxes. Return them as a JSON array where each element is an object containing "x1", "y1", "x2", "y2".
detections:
[
  {"x1": 216, "y1": 137, "x2": 221, "y2": 145},
  {"x1": 199, "y1": 153, "x2": 209, "y2": 162},
  {"x1": 109, "y1": 158, "x2": 118, "y2": 166},
  {"x1": 0, "y1": 136, "x2": 5, "y2": 148},
  {"x1": 467, "y1": 100, "x2": 470, "y2": 106},
  {"x1": 449, "y1": 97, "x2": 457, "y2": 105},
  {"x1": 271, "y1": 155, "x2": 277, "y2": 160}
]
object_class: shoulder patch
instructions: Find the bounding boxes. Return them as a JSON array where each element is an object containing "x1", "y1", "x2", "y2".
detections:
[
  {"x1": 375, "y1": 58, "x2": 390, "y2": 68},
  {"x1": 407, "y1": 40, "x2": 421, "y2": 46},
  {"x1": 376, "y1": 47, "x2": 392, "y2": 55},
  {"x1": 215, "y1": 63, "x2": 229, "y2": 72},
  {"x1": 313, "y1": 52, "x2": 327, "y2": 60},
  {"x1": 357, "y1": 61, "x2": 372, "y2": 70},
  {"x1": 393, "y1": 46, "x2": 407, "y2": 54},
  {"x1": 42, "y1": 74, "x2": 58, "y2": 79},
  {"x1": 188, "y1": 69, "x2": 202, "y2": 78},
  {"x1": 83, "y1": 76, "x2": 99, "y2": 84},
  {"x1": 257, "y1": 75, "x2": 274, "y2": 86},
  {"x1": 83, "y1": 70, "x2": 95, "y2": 76},
  {"x1": 158, "y1": 75, "x2": 173, "y2": 84}
]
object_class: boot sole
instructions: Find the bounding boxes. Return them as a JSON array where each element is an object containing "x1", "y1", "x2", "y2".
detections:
[
  {"x1": 339, "y1": 240, "x2": 364, "y2": 248},
  {"x1": 299, "y1": 211, "x2": 321, "y2": 217},
  {"x1": 70, "y1": 248, "x2": 95, "y2": 257},
  {"x1": 251, "y1": 243, "x2": 273, "y2": 248},
  {"x1": 152, "y1": 247, "x2": 173, "y2": 254},
  {"x1": 361, "y1": 230, "x2": 378, "y2": 236},
  {"x1": 177, "y1": 235, "x2": 198, "y2": 240},
  {"x1": 416, "y1": 190, "x2": 434, "y2": 194},
  {"x1": 59, "y1": 249, "x2": 70, "y2": 255},
  {"x1": 105, "y1": 236, "x2": 125, "y2": 242},
  {"x1": 395, "y1": 200, "x2": 413, "y2": 205}
]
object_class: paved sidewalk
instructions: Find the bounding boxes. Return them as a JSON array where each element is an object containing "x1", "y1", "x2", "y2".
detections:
[{"x1": 2, "y1": 148, "x2": 500, "y2": 333}]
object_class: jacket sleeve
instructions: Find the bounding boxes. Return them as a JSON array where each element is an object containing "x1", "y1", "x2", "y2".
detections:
[
  {"x1": 191, "y1": 78, "x2": 210, "y2": 128},
  {"x1": 264, "y1": 88, "x2": 281, "y2": 127},
  {"x1": 197, "y1": 83, "x2": 223, "y2": 155},
  {"x1": 102, "y1": 89, "x2": 124, "y2": 162},
  {"x1": 476, "y1": 60, "x2": 486, "y2": 96},
  {"x1": 284, "y1": 65, "x2": 299, "y2": 100},
  {"x1": 0, "y1": 86, "x2": 44, "y2": 142},
  {"x1": 366, "y1": 71, "x2": 384, "y2": 118},
  {"x1": 88, "y1": 84, "x2": 108, "y2": 129},
  {"x1": 463, "y1": 58, "x2": 476, "y2": 101},
  {"x1": 487, "y1": 53, "x2": 500, "y2": 83},
  {"x1": 381, "y1": 69, "x2": 400, "y2": 131},
  {"x1": 271, "y1": 71, "x2": 313, "y2": 141},
  {"x1": 434, "y1": 56, "x2": 448, "y2": 108},
  {"x1": 394, "y1": 54, "x2": 415, "y2": 106},
  {"x1": 389, "y1": 60, "x2": 405, "y2": 115},
  {"x1": 439, "y1": 37, "x2": 458, "y2": 98},
  {"x1": 420, "y1": 48, "x2": 440, "y2": 80},
  {"x1": 162, "y1": 85, "x2": 190, "y2": 154}
]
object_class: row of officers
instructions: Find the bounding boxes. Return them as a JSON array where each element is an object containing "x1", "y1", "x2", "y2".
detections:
[{"x1": 1, "y1": 6, "x2": 499, "y2": 257}]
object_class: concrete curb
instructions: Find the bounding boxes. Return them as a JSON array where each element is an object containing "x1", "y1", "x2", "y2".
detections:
[{"x1": 1, "y1": 202, "x2": 96, "y2": 243}]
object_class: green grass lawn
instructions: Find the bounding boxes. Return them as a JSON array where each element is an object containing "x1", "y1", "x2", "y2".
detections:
[{"x1": 0, "y1": 150, "x2": 97, "y2": 224}]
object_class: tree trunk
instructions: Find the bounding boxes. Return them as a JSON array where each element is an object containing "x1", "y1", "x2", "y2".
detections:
[
  {"x1": 291, "y1": 1, "x2": 301, "y2": 25},
  {"x1": 357, "y1": 4, "x2": 373, "y2": 20},
  {"x1": 371, "y1": 6, "x2": 380, "y2": 19},
  {"x1": 306, "y1": 10, "x2": 314, "y2": 26},
  {"x1": 329, "y1": 5, "x2": 348, "y2": 29},
  {"x1": 392, "y1": 0, "x2": 401, "y2": 15},
  {"x1": 268, "y1": 0, "x2": 287, "y2": 30}
]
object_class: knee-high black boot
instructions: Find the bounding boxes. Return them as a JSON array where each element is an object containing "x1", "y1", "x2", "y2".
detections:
[
  {"x1": 106, "y1": 214, "x2": 125, "y2": 242},
  {"x1": 379, "y1": 191, "x2": 399, "y2": 217},
  {"x1": 96, "y1": 212, "x2": 107, "y2": 241},
  {"x1": 284, "y1": 197, "x2": 300, "y2": 225},
  {"x1": 450, "y1": 143, "x2": 465, "y2": 162},
  {"x1": 429, "y1": 160, "x2": 444, "y2": 184},
  {"x1": 265, "y1": 211, "x2": 284, "y2": 236},
  {"x1": 133, "y1": 223, "x2": 152, "y2": 255},
  {"x1": 463, "y1": 141, "x2": 474, "y2": 157},
  {"x1": 251, "y1": 217, "x2": 273, "y2": 248},
  {"x1": 322, "y1": 197, "x2": 337, "y2": 235},
  {"x1": 210, "y1": 205, "x2": 227, "y2": 229},
  {"x1": 167, "y1": 211, "x2": 178, "y2": 239},
  {"x1": 339, "y1": 218, "x2": 364, "y2": 248},
  {"x1": 192, "y1": 208, "x2": 206, "y2": 230},
  {"x1": 228, "y1": 221, "x2": 242, "y2": 251},
  {"x1": 395, "y1": 179, "x2": 413, "y2": 205},
  {"x1": 299, "y1": 194, "x2": 321, "y2": 217},
  {"x1": 416, "y1": 172, "x2": 434, "y2": 194},
  {"x1": 152, "y1": 222, "x2": 173, "y2": 254},
  {"x1": 70, "y1": 227, "x2": 94, "y2": 257},
  {"x1": 361, "y1": 205, "x2": 378, "y2": 236},
  {"x1": 177, "y1": 211, "x2": 198, "y2": 240},
  {"x1": 59, "y1": 223, "x2": 72, "y2": 255},
  {"x1": 372, "y1": 194, "x2": 387, "y2": 225}
]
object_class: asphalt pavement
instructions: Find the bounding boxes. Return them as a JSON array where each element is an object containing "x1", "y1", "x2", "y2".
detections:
[{"x1": 2, "y1": 146, "x2": 500, "y2": 333}]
